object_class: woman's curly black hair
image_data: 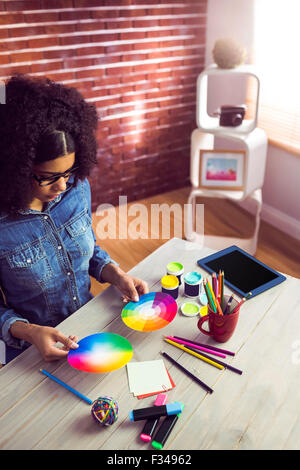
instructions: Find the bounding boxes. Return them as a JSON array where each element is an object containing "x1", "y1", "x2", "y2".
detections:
[{"x1": 0, "y1": 74, "x2": 98, "y2": 214}]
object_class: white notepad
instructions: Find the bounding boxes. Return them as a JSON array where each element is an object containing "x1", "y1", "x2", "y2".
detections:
[{"x1": 127, "y1": 359, "x2": 172, "y2": 396}]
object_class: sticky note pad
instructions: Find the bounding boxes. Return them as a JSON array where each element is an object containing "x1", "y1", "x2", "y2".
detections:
[
  {"x1": 127, "y1": 360, "x2": 172, "y2": 396},
  {"x1": 137, "y1": 369, "x2": 175, "y2": 399}
]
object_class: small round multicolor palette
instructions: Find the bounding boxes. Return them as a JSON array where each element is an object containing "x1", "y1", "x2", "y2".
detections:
[
  {"x1": 121, "y1": 292, "x2": 177, "y2": 332},
  {"x1": 67, "y1": 333, "x2": 133, "y2": 373},
  {"x1": 180, "y1": 301, "x2": 200, "y2": 317}
]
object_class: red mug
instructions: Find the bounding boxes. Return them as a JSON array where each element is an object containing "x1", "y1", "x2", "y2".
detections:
[{"x1": 197, "y1": 295, "x2": 240, "y2": 343}]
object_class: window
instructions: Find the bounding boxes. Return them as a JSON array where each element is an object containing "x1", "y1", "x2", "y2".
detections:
[{"x1": 247, "y1": 0, "x2": 300, "y2": 155}]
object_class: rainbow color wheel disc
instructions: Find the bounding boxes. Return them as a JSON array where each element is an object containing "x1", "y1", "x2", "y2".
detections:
[
  {"x1": 121, "y1": 292, "x2": 177, "y2": 332},
  {"x1": 67, "y1": 333, "x2": 133, "y2": 373}
]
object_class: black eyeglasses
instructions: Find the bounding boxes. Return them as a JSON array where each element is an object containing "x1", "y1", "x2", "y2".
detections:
[{"x1": 33, "y1": 166, "x2": 79, "y2": 187}]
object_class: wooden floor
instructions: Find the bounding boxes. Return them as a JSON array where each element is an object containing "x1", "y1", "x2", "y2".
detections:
[{"x1": 91, "y1": 186, "x2": 300, "y2": 297}]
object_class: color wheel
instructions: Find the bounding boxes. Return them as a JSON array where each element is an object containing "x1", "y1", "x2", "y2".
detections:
[
  {"x1": 67, "y1": 333, "x2": 133, "y2": 373},
  {"x1": 121, "y1": 292, "x2": 177, "y2": 332}
]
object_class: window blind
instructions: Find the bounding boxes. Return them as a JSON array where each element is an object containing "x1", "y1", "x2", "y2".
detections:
[{"x1": 247, "y1": 0, "x2": 300, "y2": 156}]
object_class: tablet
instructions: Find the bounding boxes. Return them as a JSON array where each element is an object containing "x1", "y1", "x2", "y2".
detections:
[{"x1": 197, "y1": 245, "x2": 286, "y2": 298}]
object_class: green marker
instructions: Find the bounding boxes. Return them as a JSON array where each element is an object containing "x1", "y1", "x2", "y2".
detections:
[{"x1": 152, "y1": 405, "x2": 184, "y2": 449}]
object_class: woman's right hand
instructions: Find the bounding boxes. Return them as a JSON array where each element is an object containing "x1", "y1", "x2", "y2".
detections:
[
  {"x1": 29, "y1": 325, "x2": 79, "y2": 361},
  {"x1": 10, "y1": 321, "x2": 79, "y2": 362}
]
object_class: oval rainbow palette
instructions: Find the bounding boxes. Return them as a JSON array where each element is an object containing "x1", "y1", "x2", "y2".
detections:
[
  {"x1": 67, "y1": 333, "x2": 133, "y2": 373},
  {"x1": 121, "y1": 292, "x2": 177, "y2": 332}
]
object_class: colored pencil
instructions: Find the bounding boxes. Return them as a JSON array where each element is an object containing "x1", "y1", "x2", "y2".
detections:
[
  {"x1": 206, "y1": 278, "x2": 217, "y2": 306},
  {"x1": 173, "y1": 336, "x2": 235, "y2": 356},
  {"x1": 214, "y1": 296, "x2": 224, "y2": 316},
  {"x1": 206, "y1": 279, "x2": 223, "y2": 316},
  {"x1": 40, "y1": 369, "x2": 93, "y2": 405},
  {"x1": 164, "y1": 338, "x2": 224, "y2": 370},
  {"x1": 165, "y1": 336, "x2": 226, "y2": 358},
  {"x1": 212, "y1": 272, "x2": 218, "y2": 297},
  {"x1": 218, "y1": 270, "x2": 222, "y2": 300},
  {"x1": 205, "y1": 279, "x2": 219, "y2": 313},
  {"x1": 221, "y1": 271, "x2": 224, "y2": 309},
  {"x1": 161, "y1": 351, "x2": 213, "y2": 394},
  {"x1": 185, "y1": 346, "x2": 243, "y2": 375},
  {"x1": 231, "y1": 292, "x2": 252, "y2": 315},
  {"x1": 203, "y1": 280, "x2": 217, "y2": 313}
]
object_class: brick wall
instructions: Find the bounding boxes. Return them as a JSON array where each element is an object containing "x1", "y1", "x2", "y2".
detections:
[{"x1": 0, "y1": 0, "x2": 207, "y2": 211}]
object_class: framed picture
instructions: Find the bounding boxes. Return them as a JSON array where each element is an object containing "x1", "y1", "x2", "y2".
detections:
[{"x1": 199, "y1": 149, "x2": 245, "y2": 190}]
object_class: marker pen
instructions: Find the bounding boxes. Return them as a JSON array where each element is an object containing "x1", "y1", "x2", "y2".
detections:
[
  {"x1": 152, "y1": 405, "x2": 184, "y2": 450},
  {"x1": 129, "y1": 402, "x2": 183, "y2": 422},
  {"x1": 140, "y1": 394, "x2": 168, "y2": 442}
]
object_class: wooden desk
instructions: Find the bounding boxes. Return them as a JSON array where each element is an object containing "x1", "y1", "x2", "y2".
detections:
[{"x1": 0, "y1": 238, "x2": 299, "y2": 450}]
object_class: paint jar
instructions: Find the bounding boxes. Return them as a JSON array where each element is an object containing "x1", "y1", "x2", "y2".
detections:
[
  {"x1": 183, "y1": 272, "x2": 202, "y2": 298},
  {"x1": 161, "y1": 275, "x2": 179, "y2": 300},
  {"x1": 180, "y1": 301, "x2": 200, "y2": 317},
  {"x1": 166, "y1": 262, "x2": 184, "y2": 286},
  {"x1": 199, "y1": 293, "x2": 208, "y2": 306},
  {"x1": 200, "y1": 305, "x2": 208, "y2": 317}
]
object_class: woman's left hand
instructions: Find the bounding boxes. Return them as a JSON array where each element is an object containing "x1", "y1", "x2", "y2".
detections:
[
  {"x1": 116, "y1": 273, "x2": 149, "y2": 303},
  {"x1": 101, "y1": 263, "x2": 149, "y2": 303}
]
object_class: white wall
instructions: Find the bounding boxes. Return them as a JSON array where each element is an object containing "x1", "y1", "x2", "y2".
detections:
[{"x1": 205, "y1": 0, "x2": 300, "y2": 239}]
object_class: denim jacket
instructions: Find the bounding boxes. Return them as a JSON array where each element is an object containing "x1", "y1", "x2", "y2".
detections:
[{"x1": 0, "y1": 177, "x2": 116, "y2": 349}]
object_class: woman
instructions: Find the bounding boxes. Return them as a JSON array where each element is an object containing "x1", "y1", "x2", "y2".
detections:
[{"x1": 0, "y1": 75, "x2": 148, "y2": 364}]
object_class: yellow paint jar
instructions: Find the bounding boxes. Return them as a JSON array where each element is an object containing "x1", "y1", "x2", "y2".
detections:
[{"x1": 161, "y1": 274, "x2": 179, "y2": 300}]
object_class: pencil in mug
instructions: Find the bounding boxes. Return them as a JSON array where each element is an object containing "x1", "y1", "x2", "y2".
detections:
[
  {"x1": 206, "y1": 278, "x2": 217, "y2": 305},
  {"x1": 206, "y1": 278, "x2": 223, "y2": 316},
  {"x1": 230, "y1": 292, "x2": 252, "y2": 314},
  {"x1": 223, "y1": 295, "x2": 234, "y2": 315},
  {"x1": 212, "y1": 272, "x2": 218, "y2": 297},
  {"x1": 203, "y1": 280, "x2": 217, "y2": 313},
  {"x1": 214, "y1": 296, "x2": 224, "y2": 316},
  {"x1": 218, "y1": 270, "x2": 222, "y2": 303},
  {"x1": 164, "y1": 338, "x2": 224, "y2": 370},
  {"x1": 221, "y1": 270, "x2": 224, "y2": 309}
]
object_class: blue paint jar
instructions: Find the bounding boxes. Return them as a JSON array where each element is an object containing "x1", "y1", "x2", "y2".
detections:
[{"x1": 183, "y1": 271, "x2": 202, "y2": 298}]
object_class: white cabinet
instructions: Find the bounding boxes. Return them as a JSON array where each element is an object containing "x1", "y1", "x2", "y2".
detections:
[
  {"x1": 196, "y1": 64, "x2": 260, "y2": 135},
  {"x1": 186, "y1": 65, "x2": 268, "y2": 255}
]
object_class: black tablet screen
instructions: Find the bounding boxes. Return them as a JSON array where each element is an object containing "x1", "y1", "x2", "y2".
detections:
[{"x1": 204, "y1": 250, "x2": 278, "y2": 293}]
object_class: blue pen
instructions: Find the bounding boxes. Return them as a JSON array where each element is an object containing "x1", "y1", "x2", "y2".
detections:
[{"x1": 40, "y1": 369, "x2": 93, "y2": 405}]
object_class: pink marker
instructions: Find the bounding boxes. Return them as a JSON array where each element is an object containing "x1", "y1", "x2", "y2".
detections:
[
  {"x1": 140, "y1": 393, "x2": 168, "y2": 442},
  {"x1": 165, "y1": 336, "x2": 226, "y2": 358}
]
